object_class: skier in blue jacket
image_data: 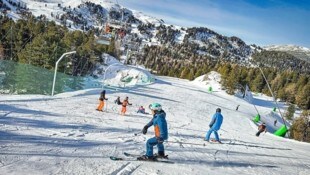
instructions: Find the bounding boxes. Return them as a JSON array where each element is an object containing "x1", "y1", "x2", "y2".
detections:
[
  {"x1": 205, "y1": 108, "x2": 223, "y2": 143},
  {"x1": 138, "y1": 103, "x2": 168, "y2": 160}
]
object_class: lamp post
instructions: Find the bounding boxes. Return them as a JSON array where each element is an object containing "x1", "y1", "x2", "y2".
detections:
[{"x1": 51, "y1": 51, "x2": 76, "y2": 96}]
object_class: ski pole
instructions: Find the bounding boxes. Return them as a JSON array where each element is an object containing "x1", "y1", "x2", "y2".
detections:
[
  {"x1": 165, "y1": 141, "x2": 206, "y2": 147},
  {"x1": 105, "y1": 99, "x2": 108, "y2": 112}
]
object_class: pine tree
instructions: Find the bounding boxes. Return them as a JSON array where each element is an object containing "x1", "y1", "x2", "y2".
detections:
[
  {"x1": 0, "y1": 44, "x2": 4, "y2": 59},
  {"x1": 285, "y1": 104, "x2": 296, "y2": 120},
  {"x1": 180, "y1": 67, "x2": 190, "y2": 79},
  {"x1": 188, "y1": 68, "x2": 195, "y2": 80},
  {"x1": 290, "y1": 110, "x2": 310, "y2": 142},
  {"x1": 285, "y1": 83, "x2": 297, "y2": 103},
  {"x1": 295, "y1": 84, "x2": 310, "y2": 110},
  {"x1": 252, "y1": 71, "x2": 265, "y2": 92}
]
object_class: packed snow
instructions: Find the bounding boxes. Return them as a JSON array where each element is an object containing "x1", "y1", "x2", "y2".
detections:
[{"x1": 1, "y1": 71, "x2": 309, "y2": 175}]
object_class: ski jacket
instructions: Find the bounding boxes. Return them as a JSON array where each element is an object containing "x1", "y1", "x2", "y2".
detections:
[
  {"x1": 137, "y1": 107, "x2": 146, "y2": 113},
  {"x1": 146, "y1": 110, "x2": 168, "y2": 140},
  {"x1": 122, "y1": 99, "x2": 132, "y2": 107},
  {"x1": 258, "y1": 124, "x2": 266, "y2": 131},
  {"x1": 209, "y1": 112, "x2": 223, "y2": 131},
  {"x1": 99, "y1": 91, "x2": 107, "y2": 101},
  {"x1": 114, "y1": 98, "x2": 122, "y2": 105}
]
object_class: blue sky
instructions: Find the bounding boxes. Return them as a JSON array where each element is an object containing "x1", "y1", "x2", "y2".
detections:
[{"x1": 117, "y1": 0, "x2": 310, "y2": 47}]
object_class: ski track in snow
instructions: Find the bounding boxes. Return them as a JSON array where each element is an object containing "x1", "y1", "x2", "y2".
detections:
[{"x1": 1, "y1": 76, "x2": 310, "y2": 175}]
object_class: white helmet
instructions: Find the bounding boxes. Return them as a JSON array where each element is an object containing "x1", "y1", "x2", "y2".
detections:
[{"x1": 149, "y1": 103, "x2": 162, "y2": 111}]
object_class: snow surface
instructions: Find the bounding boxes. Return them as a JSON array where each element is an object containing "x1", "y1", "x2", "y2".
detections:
[
  {"x1": 1, "y1": 72, "x2": 310, "y2": 175},
  {"x1": 92, "y1": 54, "x2": 154, "y2": 88}
]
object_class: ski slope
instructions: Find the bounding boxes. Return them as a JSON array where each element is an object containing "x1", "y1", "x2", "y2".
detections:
[{"x1": 1, "y1": 74, "x2": 310, "y2": 175}]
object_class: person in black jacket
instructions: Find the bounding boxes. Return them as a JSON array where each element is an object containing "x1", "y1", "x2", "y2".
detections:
[
  {"x1": 96, "y1": 90, "x2": 108, "y2": 112},
  {"x1": 114, "y1": 96, "x2": 122, "y2": 105}
]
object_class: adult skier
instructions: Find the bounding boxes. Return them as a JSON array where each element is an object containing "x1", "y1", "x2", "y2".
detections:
[
  {"x1": 96, "y1": 90, "x2": 108, "y2": 112},
  {"x1": 138, "y1": 103, "x2": 168, "y2": 160},
  {"x1": 205, "y1": 108, "x2": 223, "y2": 143},
  {"x1": 236, "y1": 105, "x2": 240, "y2": 111},
  {"x1": 256, "y1": 122, "x2": 267, "y2": 137},
  {"x1": 274, "y1": 119, "x2": 277, "y2": 126},
  {"x1": 121, "y1": 97, "x2": 132, "y2": 115}
]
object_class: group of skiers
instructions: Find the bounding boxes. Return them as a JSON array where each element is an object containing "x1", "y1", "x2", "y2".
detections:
[
  {"x1": 96, "y1": 90, "x2": 134, "y2": 115},
  {"x1": 96, "y1": 90, "x2": 267, "y2": 161}
]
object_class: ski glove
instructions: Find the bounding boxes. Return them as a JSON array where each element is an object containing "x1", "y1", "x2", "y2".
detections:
[
  {"x1": 142, "y1": 125, "x2": 148, "y2": 135},
  {"x1": 209, "y1": 124, "x2": 213, "y2": 128},
  {"x1": 157, "y1": 137, "x2": 164, "y2": 143}
]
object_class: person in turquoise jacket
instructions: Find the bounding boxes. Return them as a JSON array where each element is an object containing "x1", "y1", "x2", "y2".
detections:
[
  {"x1": 205, "y1": 108, "x2": 223, "y2": 142},
  {"x1": 138, "y1": 103, "x2": 168, "y2": 160}
]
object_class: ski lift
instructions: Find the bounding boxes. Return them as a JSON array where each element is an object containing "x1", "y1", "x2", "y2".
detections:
[{"x1": 95, "y1": 33, "x2": 112, "y2": 45}]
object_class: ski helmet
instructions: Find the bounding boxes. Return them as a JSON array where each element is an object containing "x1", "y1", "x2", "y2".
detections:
[
  {"x1": 216, "y1": 108, "x2": 221, "y2": 112},
  {"x1": 149, "y1": 103, "x2": 162, "y2": 111}
]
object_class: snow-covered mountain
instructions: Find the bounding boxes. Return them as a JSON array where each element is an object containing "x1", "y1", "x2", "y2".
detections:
[
  {"x1": 2, "y1": 0, "x2": 309, "y2": 72},
  {"x1": 264, "y1": 45, "x2": 310, "y2": 63},
  {"x1": 0, "y1": 0, "x2": 261, "y2": 63}
]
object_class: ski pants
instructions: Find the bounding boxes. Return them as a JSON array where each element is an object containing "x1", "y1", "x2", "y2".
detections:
[
  {"x1": 121, "y1": 106, "x2": 127, "y2": 115},
  {"x1": 97, "y1": 100, "x2": 104, "y2": 110},
  {"x1": 256, "y1": 130, "x2": 263, "y2": 137},
  {"x1": 205, "y1": 128, "x2": 220, "y2": 141},
  {"x1": 146, "y1": 137, "x2": 164, "y2": 157}
]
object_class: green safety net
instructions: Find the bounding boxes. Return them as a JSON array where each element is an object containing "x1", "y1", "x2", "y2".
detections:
[
  {"x1": 120, "y1": 76, "x2": 133, "y2": 83},
  {"x1": 273, "y1": 107, "x2": 277, "y2": 112},
  {"x1": 274, "y1": 125, "x2": 288, "y2": 137},
  {"x1": 253, "y1": 114, "x2": 260, "y2": 123},
  {"x1": 0, "y1": 60, "x2": 86, "y2": 95},
  {"x1": 208, "y1": 86, "x2": 213, "y2": 92},
  {"x1": 141, "y1": 76, "x2": 154, "y2": 83}
]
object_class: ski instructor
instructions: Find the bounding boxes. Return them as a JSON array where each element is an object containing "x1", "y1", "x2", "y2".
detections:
[
  {"x1": 205, "y1": 108, "x2": 223, "y2": 143},
  {"x1": 138, "y1": 103, "x2": 168, "y2": 160}
]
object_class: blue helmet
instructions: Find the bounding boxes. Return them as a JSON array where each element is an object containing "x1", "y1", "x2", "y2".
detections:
[{"x1": 149, "y1": 103, "x2": 162, "y2": 111}]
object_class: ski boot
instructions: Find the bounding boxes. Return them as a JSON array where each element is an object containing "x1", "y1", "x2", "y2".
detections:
[
  {"x1": 154, "y1": 151, "x2": 168, "y2": 159},
  {"x1": 137, "y1": 155, "x2": 157, "y2": 161},
  {"x1": 210, "y1": 139, "x2": 222, "y2": 144}
]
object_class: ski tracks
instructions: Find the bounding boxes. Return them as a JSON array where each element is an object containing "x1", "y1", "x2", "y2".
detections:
[{"x1": 109, "y1": 162, "x2": 141, "y2": 175}]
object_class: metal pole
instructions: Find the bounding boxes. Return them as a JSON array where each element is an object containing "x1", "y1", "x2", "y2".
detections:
[
  {"x1": 258, "y1": 67, "x2": 287, "y2": 128},
  {"x1": 51, "y1": 51, "x2": 76, "y2": 96},
  {"x1": 10, "y1": 25, "x2": 12, "y2": 60}
]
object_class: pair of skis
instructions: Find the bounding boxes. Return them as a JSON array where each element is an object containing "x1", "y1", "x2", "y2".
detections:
[{"x1": 110, "y1": 152, "x2": 174, "y2": 164}]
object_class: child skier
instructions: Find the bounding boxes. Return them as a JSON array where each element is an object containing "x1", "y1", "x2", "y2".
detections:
[
  {"x1": 114, "y1": 96, "x2": 122, "y2": 105},
  {"x1": 256, "y1": 122, "x2": 267, "y2": 137},
  {"x1": 121, "y1": 97, "x2": 132, "y2": 115},
  {"x1": 138, "y1": 103, "x2": 168, "y2": 160},
  {"x1": 205, "y1": 108, "x2": 223, "y2": 143},
  {"x1": 96, "y1": 90, "x2": 108, "y2": 112},
  {"x1": 137, "y1": 106, "x2": 148, "y2": 114}
]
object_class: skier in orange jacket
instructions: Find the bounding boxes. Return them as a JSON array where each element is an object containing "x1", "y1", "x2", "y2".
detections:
[{"x1": 121, "y1": 97, "x2": 132, "y2": 115}]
